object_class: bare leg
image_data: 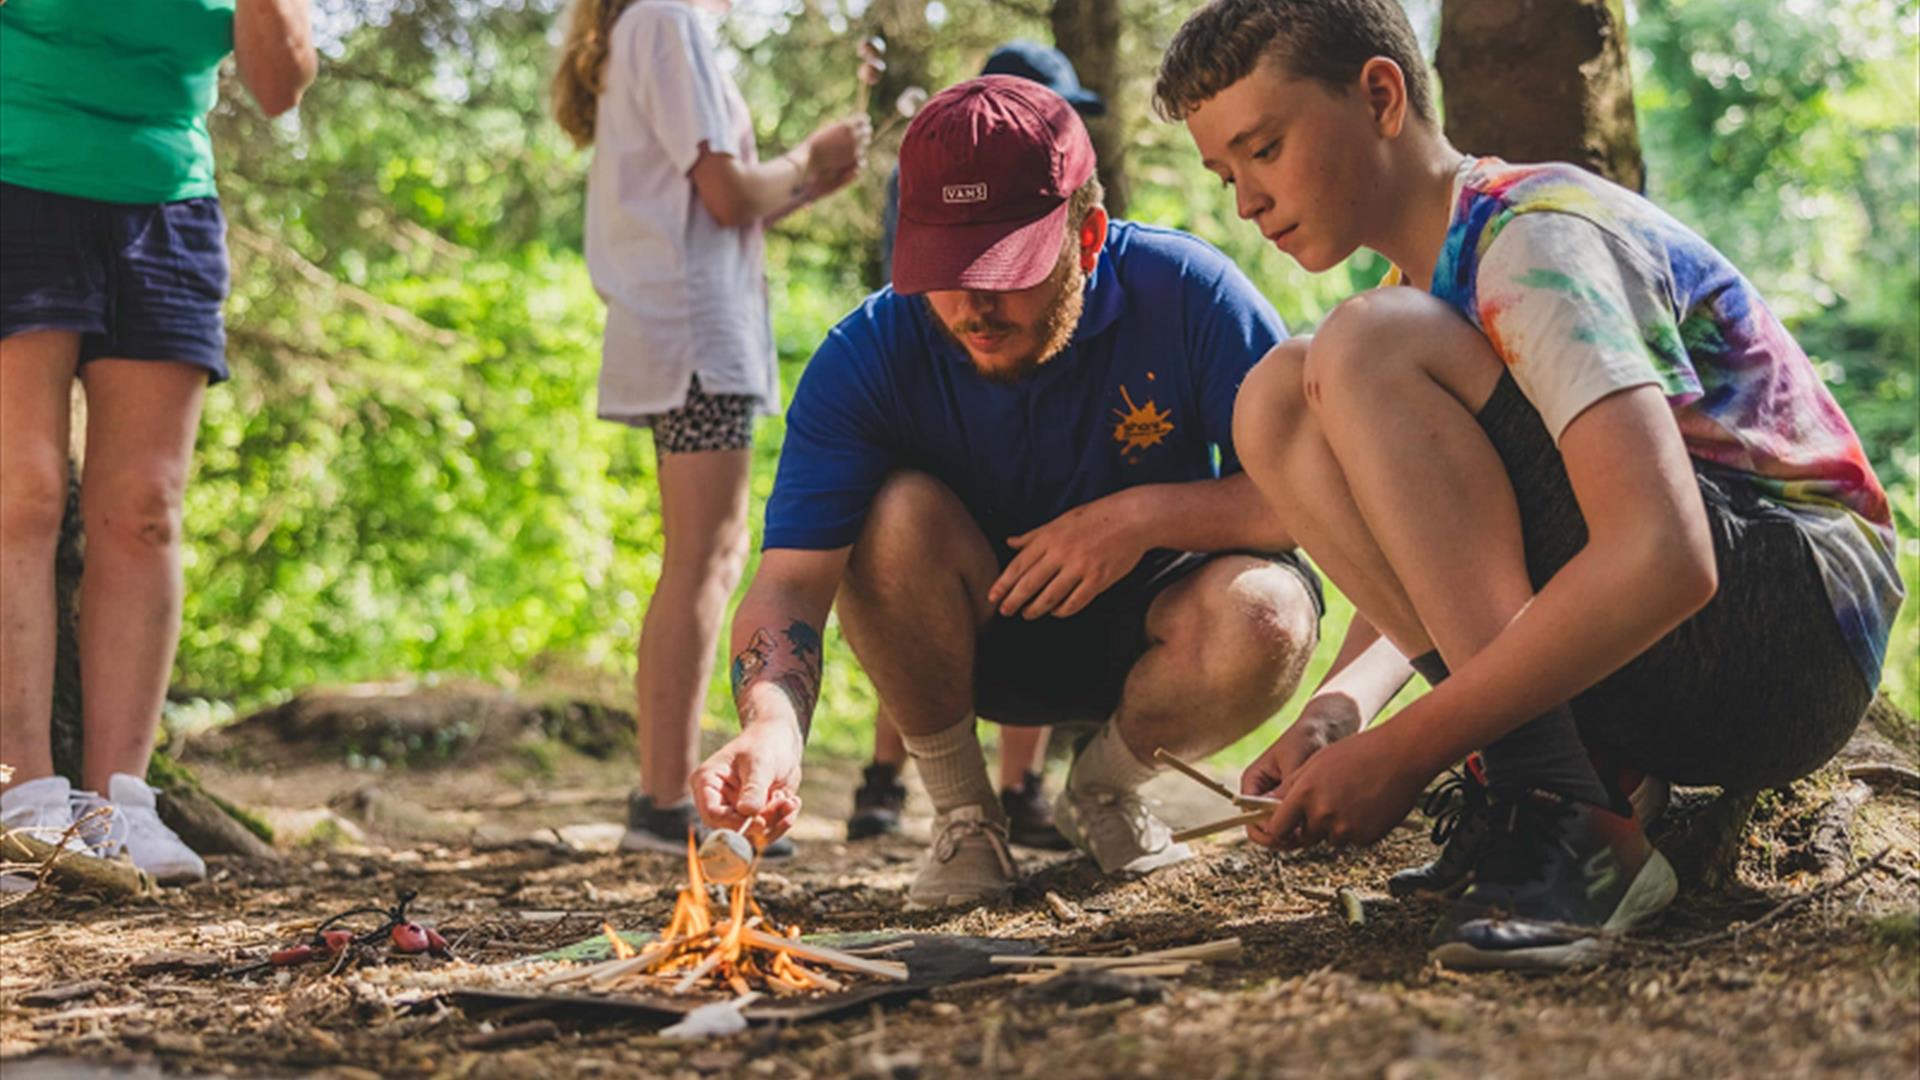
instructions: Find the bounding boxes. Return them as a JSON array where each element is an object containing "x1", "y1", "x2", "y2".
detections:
[
  {"x1": 1107, "y1": 556, "x2": 1319, "y2": 764},
  {"x1": 1233, "y1": 338, "x2": 1432, "y2": 656},
  {"x1": 0, "y1": 332, "x2": 80, "y2": 790},
  {"x1": 1302, "y1": 291, "x2": 1530, "y2": 667},
  {"x1": 836, "y1": 472, "x2": 999, "y2": 740},
  {"x1": 74, "y1": 360, "x2": 207, "y2": 791},
  {"x1": 871, "y1": 703, "x2": 907, "y2": 768},
  {"x1": 635, "y1": 447, "x2": 751, "y2": 803},
  {"x1": 998, "y1": 726, "x2": 1048, "y2": 789}
]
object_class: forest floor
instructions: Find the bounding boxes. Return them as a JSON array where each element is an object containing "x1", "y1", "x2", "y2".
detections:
[{"x1": 2, "y1": 682, "x2": 1916, "y2": 1079}]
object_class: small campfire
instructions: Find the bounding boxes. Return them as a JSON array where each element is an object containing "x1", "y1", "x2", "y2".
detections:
[{"x1": 541, "y1": 831, "x2": 907, "y2": 998}]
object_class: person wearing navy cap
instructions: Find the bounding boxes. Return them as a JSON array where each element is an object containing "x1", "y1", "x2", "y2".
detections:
[
  {"x1": 854, "y1": 42, "x2": 1107, "y2": 850},
  {"x1": 692, "y1": 77, "x2": 1411, "y2": 910}
]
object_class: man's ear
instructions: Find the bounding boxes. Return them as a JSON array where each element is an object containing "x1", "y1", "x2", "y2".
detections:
[
  {"x1": 1359, "y1": 57, "x2": 1408, "y2": 138},
  {"x1": 1078, "y1": 206, "x2": 1109, "y2": 272}
]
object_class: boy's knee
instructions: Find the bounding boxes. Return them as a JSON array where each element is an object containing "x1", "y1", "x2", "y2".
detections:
[
  {"x1": 1233, "y1": 339, "x2": 1314, "y2": 468},
  {"x1": 1306, "y1": 289, "x2": 1497, "y2": 409}
]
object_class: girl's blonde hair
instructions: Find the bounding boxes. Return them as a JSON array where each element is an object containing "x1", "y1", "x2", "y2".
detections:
[{"x1": 552, "y1": 0, "x2": 642, "y2": 147}]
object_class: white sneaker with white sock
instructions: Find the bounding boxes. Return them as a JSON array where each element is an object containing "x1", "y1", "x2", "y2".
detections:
[
  {"x1": 1056, "y1": 723, "x2": 1192, "y2": 877},
  {"x1": 72, "y1": 773, "x2": 206, "y2": 884},
  {"x1": 2, "y1": 775, "x2": 88, "y2": 893}
]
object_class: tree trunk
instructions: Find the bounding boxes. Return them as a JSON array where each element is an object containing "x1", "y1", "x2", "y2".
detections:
[
  {"x1": 862, "y1": 0, "x2": 934, "y2": 292},
  {"x1": 51, "y1": 459, "x2": 85, "y2": 785},
  {"x1": 1050, "y1": 0, "x2": 1128, "y2": 216},
  {"x1": 1436, "y1": 0, "x2": 1644, "y2": 190}
]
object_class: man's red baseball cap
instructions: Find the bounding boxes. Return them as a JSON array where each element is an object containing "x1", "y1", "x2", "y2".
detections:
[{"x1": 891, "y1": 75, "x2": 1097, "y2": 296}]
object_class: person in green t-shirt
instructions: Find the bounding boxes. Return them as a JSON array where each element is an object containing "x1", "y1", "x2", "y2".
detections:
[{"x1": 0, "y1": 0, "x2": 317, "y2": 888}]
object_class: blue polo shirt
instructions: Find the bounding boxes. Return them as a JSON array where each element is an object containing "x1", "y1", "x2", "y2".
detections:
[{"x1": 763, "y1": 220, "x2": 1287, "y2": 552}]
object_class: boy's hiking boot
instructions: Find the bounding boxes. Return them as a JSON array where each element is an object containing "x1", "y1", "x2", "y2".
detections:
[
  {"x1": 907, "y1": 804, "x2": 1018, "y2": 909},
  {"x1": 1388, "y1": 756, "x2": 1491, "y2": 900},
  {"x1": 1427, "y1": 787, "x2": 1677, "y2": 971},
  {"x1": 1054, "y1": 784, "x2": 1192, "y2": 877},
  {"x1": 846, "y1": 762, "x2": 907, "y2": 842},
  {"x1": 1000, "y1": 770, "x2": 1071, "y2": 850},
  {"x1": 622, "y1": 792, "x2": 795, "y2": 860},
  {"x1": 1389, "y1": 755, "x2": 1671, "y2": 901}
]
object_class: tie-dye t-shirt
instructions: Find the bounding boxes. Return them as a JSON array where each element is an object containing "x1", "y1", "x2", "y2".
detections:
[{"x1": 1425, "y1": 156, "x2": 1902, "y2": 686}]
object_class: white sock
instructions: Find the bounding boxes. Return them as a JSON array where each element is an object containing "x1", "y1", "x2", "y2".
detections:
[
  {"x1": 901, "y1": 719, "x2": 1003, "y2": 823},
  {"x1": 1068, "y1": 721, "x2": 1159, "y2": 795}
]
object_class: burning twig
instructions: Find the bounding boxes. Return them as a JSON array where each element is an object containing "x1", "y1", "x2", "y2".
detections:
[{"x1": 572, "y1": 830, "x2": 907, "y2": 999}]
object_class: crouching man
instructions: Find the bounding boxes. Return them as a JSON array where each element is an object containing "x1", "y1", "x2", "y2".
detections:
[{"x1": 692, "y1": 77, "x2": 1338, "y2": 908}]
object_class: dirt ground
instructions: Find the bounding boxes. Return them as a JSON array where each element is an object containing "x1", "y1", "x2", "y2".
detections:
[{"x1": 3, "y1": 687, "x2": 1917, "y2": 1079}]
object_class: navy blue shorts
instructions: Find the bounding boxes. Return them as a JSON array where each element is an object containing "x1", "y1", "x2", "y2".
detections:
[
  {"x1": 975, "y1": 547, "x2": 1325, "y2": 727},
  {"x1": 0, "y1": 181, "x2": 231, "y2": 381}
]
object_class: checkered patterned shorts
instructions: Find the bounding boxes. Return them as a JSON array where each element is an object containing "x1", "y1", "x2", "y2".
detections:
[{"x1": 648, "y1": 375, "x2": 757, "y2": 454}]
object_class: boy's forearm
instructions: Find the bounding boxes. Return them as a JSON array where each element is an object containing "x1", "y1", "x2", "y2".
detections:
[
  {"x1": 1118, "y1": 473, "x2": 1294, "y2": 553},
  {"x1": 1313, "y1": 614, "x2": 1412, "y2": 728}
]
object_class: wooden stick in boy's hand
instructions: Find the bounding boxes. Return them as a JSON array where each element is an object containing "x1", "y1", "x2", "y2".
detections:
[{"x1": 1154, "y1": 747, "x2": 1279, "y2": 810}]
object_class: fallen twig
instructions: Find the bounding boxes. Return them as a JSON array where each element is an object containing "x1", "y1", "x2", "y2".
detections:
[
  {"x1": 737, "y1": 928, "x2": 911, "y2": 981},
  {"x1": 1843, "y1": 762, "x2": 1920, "y2": 793},
  {"x1": 991, "y1": 937, "x2": 1241, "y2": 969},
  {"x1": 1171, "y1": 810, "x2": 1270, "y2": 844},
  {"x1": 1664, "y1": 846, "x2": 1896, "y2": 950},
  {"x1": 0, "y1": 825, "x2": 155, "y2": 900}
]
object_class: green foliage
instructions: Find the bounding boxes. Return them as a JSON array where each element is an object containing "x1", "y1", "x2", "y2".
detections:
[{"x1": 175, "y1": 1, "x2": 1916, "y2": 764}]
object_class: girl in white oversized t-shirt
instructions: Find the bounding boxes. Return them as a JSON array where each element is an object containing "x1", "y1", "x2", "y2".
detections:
[{"x1": 553, "y1": 0, "x2": 867, "y2": 851}]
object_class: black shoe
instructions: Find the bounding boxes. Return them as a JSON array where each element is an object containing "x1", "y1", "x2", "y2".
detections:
[
  {"x1": 846, "y1": 763, "x2": 907, "y2": 842},
  {"x1": 1001, "y1": 770, "x2": 1072, "y2": 850},
  {"x1": 1388, "y1": 757, "x2": 1492, "y2": 900},
  {"x1": 620, "y1": 791, "x2": 796, "y2": 859},
  {"x1": 1428, "y1": 787, "x2": 1676, "y2": 971}
]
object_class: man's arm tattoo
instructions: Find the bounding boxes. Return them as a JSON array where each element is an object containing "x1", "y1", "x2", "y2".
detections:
[{"x1": 730, "y1": 621, "x2": 824, "y2": 740}]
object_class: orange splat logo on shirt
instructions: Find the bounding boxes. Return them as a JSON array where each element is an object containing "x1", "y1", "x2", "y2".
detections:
[{"x1": 1112, "y1": 384, "x2": 1174, "y2": 460}]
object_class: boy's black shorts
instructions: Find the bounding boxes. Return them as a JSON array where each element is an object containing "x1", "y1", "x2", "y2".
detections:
[
  {"x1": 973, "y1": 547, "x2": 1323, "y2": 729},
  {"x1": 1477, "y1": 373, "x2": 1872, "y2": 788}
]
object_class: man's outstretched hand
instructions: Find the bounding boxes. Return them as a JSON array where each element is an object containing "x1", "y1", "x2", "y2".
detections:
[{"x1": 691, "y1": 722, "x2": 805, "y2": 843}]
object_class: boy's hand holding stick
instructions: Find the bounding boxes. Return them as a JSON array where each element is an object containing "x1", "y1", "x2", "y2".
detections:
[{"x1": 1153, "y1": 747, "x2": 1280, "y2": 842}]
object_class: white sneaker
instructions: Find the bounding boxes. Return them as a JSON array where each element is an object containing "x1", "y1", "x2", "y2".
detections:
[
  {"x1": 1, "y1": 775, "x2": 87, "y2": 893},
  {"x1": 73, "y1": 774, "x2": 206, "y2": 884},
  {"x1": 1054, "y1": 783, "x2": 1193, "y2": 877},
  {"x1": 906, "y1": 804, "x2": 1019, "y2": 910}
]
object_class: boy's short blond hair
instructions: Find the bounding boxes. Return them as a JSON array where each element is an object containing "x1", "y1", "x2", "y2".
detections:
[{"x1": 1153, "y1": 0, "x2": 1435, "y2": 125}]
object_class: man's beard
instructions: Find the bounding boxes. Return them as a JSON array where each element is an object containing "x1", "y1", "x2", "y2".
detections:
[{"x1": 931, "y1": 247, "x2": 1087, "y2": 385}]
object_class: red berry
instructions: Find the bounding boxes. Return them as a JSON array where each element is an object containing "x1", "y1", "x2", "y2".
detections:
[
  {"x1": 270, "y1": 944, "x2": 315, "y2": 966},
  {"x1": 390, "y1": 922, "x2": 430, "y2": 954},
  {"x1": 321, "y1": 929, "x2": 355, "y2": 954},
  {"x1": 424, "y1": 927, "x2": 449, "y2": 953}
]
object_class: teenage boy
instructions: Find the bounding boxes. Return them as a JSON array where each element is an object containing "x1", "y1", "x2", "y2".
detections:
[
  {"x1": 691, "y1": 77, "x2": 1373, "y2": 910},
  {"x1": 1154, "y1": 0, "x2": 1902, "y2": 969}
]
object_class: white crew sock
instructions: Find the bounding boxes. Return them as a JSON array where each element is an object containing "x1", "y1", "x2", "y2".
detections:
[
  {"x1": 1067, "y1": 720, "x2": 1159, "y2": 795},
  {"x1": 901, "y1": 719, "x2": 1003, "y2": 823}
]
